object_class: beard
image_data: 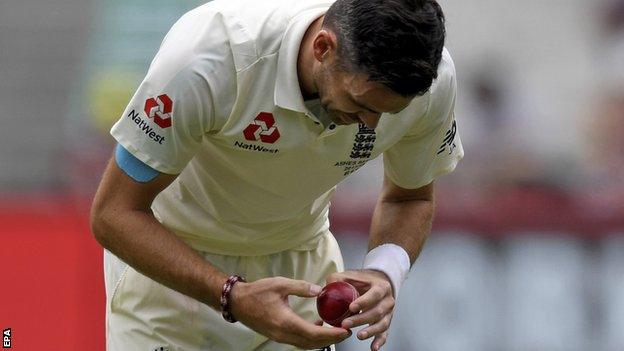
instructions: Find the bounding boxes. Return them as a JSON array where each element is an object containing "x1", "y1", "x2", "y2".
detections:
[
  {"x1": 316, "y1": 79, "x2": 342, "y2": 124},
  {"x1": 314, "y1": 65, "x2": 358, "y2": 126}
]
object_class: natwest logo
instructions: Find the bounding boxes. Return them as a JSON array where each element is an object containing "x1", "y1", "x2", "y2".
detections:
[
  {"x1": 243, "y1": 112, "x2": 280, "y2": 143},
  {"x1": 144, "y1": 94, "x2": 173, "y2": 129}
]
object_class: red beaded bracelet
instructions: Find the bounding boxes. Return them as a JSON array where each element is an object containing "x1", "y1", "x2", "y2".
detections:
[{"x1": 220, "y1": 274, "x2": 246, "y2": 323}]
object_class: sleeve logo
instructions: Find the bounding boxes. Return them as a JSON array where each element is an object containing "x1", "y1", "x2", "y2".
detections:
[
  {"x1": 144, "y1": 94, "x2": 173, "y2": 129},
  {"x1": 437, "y1": 120, "x2": 457, "y2": 155},
  {"x1": 243, "y1": 112, "x2": 280, "y2": 143}
]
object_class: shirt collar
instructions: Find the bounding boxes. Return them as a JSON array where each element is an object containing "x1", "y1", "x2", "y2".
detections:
[{"x1": 274, "y1": 8, "x2": 327, "y2": 116}]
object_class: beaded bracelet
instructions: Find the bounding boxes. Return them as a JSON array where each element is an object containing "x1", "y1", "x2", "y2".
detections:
[{"x1": 220, "y1": 274, "x2": 246, "y2": 323}]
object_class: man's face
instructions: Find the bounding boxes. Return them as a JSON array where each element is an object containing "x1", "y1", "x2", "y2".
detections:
[{"x1": 314, "y1": 63, "x2": 412, "y2": 130}]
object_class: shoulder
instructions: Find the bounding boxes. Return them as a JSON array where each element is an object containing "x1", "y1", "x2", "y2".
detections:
[
  {"x1": 153, "y1": 0, "x2": 288, "y2": 73},
  {"x1": 395, "y1": 49, "x2": 456, "y2": 137},
  {"x1": 151, "y1": 2, "x2": 236, "y2": 76},
  {"x1": 428, "y1": 49, "x2": 457, "y2": 103},
  {"x1": 142, "y1": 4, "x2": 245, "y2": 112},
  {"x1": 425, "y1": 48, "x2": 457, "y2": 119},
  {"x1": 216, "y1": 0, "x2": 334, "y2": 65},
  {"x1": 156, "y1": 0, "x2": 333, "y2": 73}
]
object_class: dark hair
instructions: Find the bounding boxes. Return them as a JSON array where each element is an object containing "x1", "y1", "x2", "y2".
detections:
[{"x1": 323, "y1": 0, "x2": 446, "y2": 97}]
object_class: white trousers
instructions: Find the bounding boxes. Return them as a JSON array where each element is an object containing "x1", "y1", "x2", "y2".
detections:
[{"x1": 104, "y1": 231, "x2": 344, "y2": 351}]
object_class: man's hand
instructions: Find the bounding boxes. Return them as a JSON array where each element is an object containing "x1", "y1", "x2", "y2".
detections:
[
  {"x1": 230, "y1": 277, "x2": 352, "y2": 350},
  {"x1": 326, "y1": 270, "x2": 395, "y2": 351}
]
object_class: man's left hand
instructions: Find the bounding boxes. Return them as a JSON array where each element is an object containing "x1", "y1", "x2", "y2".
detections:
[{"x1": 326, "y1": 269, "x2": 395, "y2": 351}]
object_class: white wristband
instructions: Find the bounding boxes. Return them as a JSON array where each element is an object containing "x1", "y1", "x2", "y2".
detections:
[{"x1": 362, "y1": 243, "x2": 411, "y2": 298}]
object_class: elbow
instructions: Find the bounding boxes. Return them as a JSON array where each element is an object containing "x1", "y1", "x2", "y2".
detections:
[{"x1": 89, "y1": 201, "x2": 112, "y2": 248}]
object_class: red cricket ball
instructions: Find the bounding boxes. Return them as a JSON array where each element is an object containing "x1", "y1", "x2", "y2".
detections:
[{"x1": 316, "y1": 281, "x2": 359, "y2": 327}]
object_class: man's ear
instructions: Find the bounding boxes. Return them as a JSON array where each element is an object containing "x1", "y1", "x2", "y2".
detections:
[{"x1": 313, "y1": 29, "x2": 338, "y2": 62}]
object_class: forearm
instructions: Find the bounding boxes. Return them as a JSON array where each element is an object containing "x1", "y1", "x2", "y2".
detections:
[
  {"x1": 92, "y1": 208, "x2": 227, "y2": 309},
  {"x1": 331, "y1": 191, "x2": 434, "y2": 349},
  {"x1": 368, "y1": 190, "x2": 434, "y2": 264}
]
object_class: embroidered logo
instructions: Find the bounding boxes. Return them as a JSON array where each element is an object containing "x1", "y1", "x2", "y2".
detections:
[
  {"x1": 243, "y1": 112, "x2": 280, "y2": 143},
  {"x1": 349, "y1": 124, "x2": 376, "y2": 159},
  {"x1": 333, "y1": 124, "x2": 376, "y2": 176},
  {"x1": 144, "y1": 94, "x2": 173, "y2": 129},
  {"x1": 437, "y1": 120, "x2": 457, "y2": 155}
]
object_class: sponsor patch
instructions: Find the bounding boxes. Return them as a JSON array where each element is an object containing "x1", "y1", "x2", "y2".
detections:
[
  {"x1": 144, "y1": 94, "x2": 173, "y2": 129},
  {"x1": 127, "y1": 109, "x2": 166, "y2": 144},
  {"x1": 243, "y1": 112, "x2": 280, "y2": 143}
]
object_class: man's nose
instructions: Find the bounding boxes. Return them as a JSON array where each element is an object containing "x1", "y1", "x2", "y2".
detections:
[{"x1": 358, "y1": 112, "x2": 382, "y2": 129}]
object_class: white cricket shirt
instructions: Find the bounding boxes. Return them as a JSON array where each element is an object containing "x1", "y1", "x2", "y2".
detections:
[{"x1": 110, "y1": 0, "x2": 464, "y2": 256}]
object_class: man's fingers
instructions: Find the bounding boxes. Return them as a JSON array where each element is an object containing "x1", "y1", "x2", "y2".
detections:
[
  {"x1": 370, "y1": 331, "x2": 388, "y2": 351},
  {"x1": 326, "y1": 272, "x2": 370, "y2": 292},
  {"x1": 342, "y1": 297, "x2": 393, "y2": 328},
  {"x1": 358, "y1": 314, "x2": 391, "y2": 340},
  {"x1": 326, "y1": 273, "x2": 340, "y2": 284},
  {"x1": 278, "y1": 277, "x2": 322, "y2": 298},
  {"x1": 280, "y1": 309, "x2": 351, "y2": 347},
  {"x1": 349, "y1": 286, "x2": 390, "y2": 313}
]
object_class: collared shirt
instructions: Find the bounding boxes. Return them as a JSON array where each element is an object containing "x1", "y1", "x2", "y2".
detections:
[{"x1": 110, "y1": 0, "x2": 463, "y2": 256}]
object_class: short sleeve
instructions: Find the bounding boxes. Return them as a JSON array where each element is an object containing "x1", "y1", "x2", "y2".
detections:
[
  {"x1": 109, "y1": 9, "x2": 225, "y2": 174},
  {"x1": 110, "y1": 65, "x2": 215, "y2": 174},
  {"x1": 383, "y1": 52, "x2": 464, "y2": 189}
]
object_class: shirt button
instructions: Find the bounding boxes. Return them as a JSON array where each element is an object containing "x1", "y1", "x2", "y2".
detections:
[{"x1": 328, "y1": 124, "x2": 336, "y2": 130}]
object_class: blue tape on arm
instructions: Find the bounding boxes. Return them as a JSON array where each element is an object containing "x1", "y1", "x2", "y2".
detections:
[{"x1": 114, "y1": 144, "x2": 160, "y2": 183}]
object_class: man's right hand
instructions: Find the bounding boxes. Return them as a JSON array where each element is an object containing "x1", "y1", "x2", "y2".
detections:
[{"x1": 230, "y1": 277, "x2": 352, "y2": 349}]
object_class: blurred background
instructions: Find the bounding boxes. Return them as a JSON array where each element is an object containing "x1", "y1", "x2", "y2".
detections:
[{"x1": 0, "y1": 0, "x2": 623, "y2": 350}]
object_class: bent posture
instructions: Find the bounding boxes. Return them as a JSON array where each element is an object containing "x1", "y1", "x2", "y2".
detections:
[{"x1": 91, "y1": 0, "x2": 462, "y2": 350}]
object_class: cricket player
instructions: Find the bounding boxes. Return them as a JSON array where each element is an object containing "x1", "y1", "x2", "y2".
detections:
[{"x1": 90, "y1": 0, "x2": 462, "y2": 349}]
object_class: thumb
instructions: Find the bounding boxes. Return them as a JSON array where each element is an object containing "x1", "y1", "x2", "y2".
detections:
[{"x1": 281, "y1": 279, "x2": 322, "y2": 298}]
